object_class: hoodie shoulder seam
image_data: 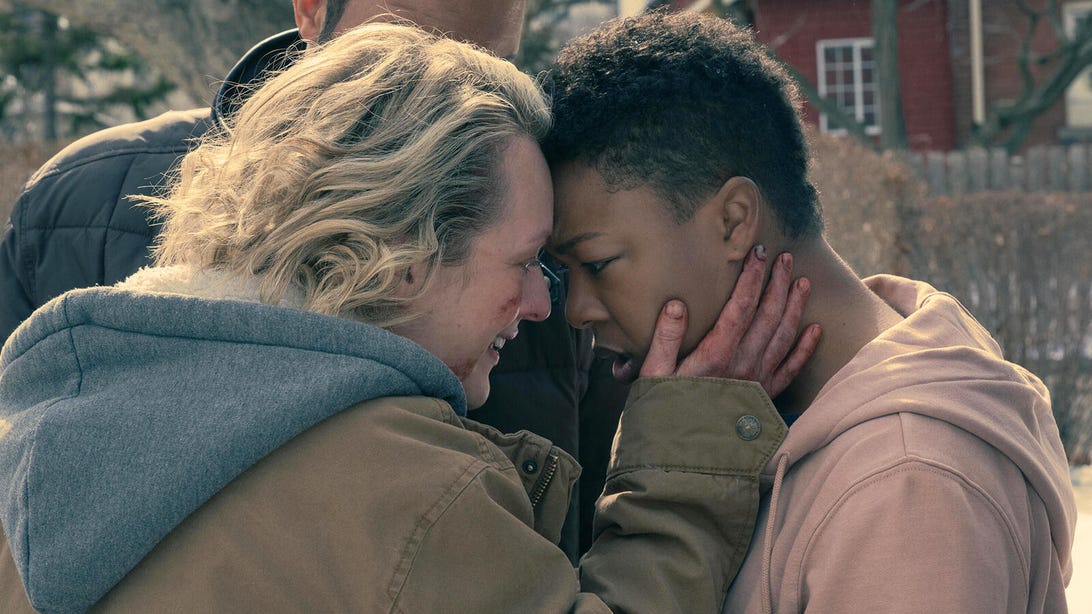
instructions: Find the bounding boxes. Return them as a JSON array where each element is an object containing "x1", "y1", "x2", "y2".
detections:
[
  {"x1": 60, "y1": 295, "x2": 86, "y2": 398},
  {"x1": 797, "y1": 458, "x2": 1029, "y2": 604}
]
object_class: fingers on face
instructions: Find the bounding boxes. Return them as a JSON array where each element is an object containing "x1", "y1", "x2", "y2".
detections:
[
  {"x1": 639, "y1": 299, "x2": 689, "y2": 378},
  {"x1": 767, "y1": 322, "x2": 822, "y2": 398},
  {"x1": 700, "y1": 244, "x2": 768, "y2": 362},
  {"x1": 737, "y1": 251, "x2": 795, "y2": 376},
  {"x1": 758, "y1": 263, "x2": 806, "y2": 376}
]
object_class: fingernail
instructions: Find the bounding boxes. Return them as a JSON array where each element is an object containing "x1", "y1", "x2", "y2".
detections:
[
  {"x1": 754, "y1": 244, "x2": 767, "y2": 261},
  {"x1": 780, "y1": 252, "x2": 792, "y2": 269},
  {"x1": 666, "y1": 300, "x2": 684, "y2": 319},
  {"x1": 796, "y1": 277, "x2": 810, "y2": 292}
]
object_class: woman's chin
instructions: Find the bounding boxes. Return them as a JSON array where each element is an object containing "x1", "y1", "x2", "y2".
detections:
[
  {"x1": 462, "y1": 373, "x2": 492, "y2": 410},
  {"x1": 445, "y1": 351, "x2": 498, "y2": 411},
  {"x1": 461, "y1": 346, "x2": 504, "y2": 410}
]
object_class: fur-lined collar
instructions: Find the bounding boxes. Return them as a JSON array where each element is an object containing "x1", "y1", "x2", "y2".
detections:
[{"x1": 117, "y1": 265, "x2": 307, "y2": 310}]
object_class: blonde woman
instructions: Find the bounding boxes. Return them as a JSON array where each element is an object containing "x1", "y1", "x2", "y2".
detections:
[{"x1": 0, "y1": 23, "x2": 812, "y2": 612}]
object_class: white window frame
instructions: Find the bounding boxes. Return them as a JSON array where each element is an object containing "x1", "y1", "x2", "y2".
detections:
[
  {"x1": 1064, "y1": 1, "x2": 1092, "y2": 128},
  {"x1": 816, "y1": 37, "x2": 881, "y2": 136}
]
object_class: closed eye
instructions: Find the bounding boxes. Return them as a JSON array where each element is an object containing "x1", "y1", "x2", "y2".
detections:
[{"x1": 582, "y1": 258, "x2": 616, "y2": 276}]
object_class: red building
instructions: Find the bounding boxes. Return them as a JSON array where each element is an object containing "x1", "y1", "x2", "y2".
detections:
[{"x1": 648, "y1": 0, "x2": 1092, "y2": 152}]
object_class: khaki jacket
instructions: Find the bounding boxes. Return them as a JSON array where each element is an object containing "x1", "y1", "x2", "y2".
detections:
[{"x1": 1, "y1": 378, "x2": 784, "y2": 613}]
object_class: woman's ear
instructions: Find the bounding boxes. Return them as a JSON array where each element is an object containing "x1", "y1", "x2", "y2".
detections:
[
  {"x1": 395, "y1": 262, "x2": 423, "y2": 298},
  {"x1": 293, "y1": 0, "x2": 328, "y2": 43},
  {"x1": 698, "y1": 176, "x2": 761, "y2": 263}
]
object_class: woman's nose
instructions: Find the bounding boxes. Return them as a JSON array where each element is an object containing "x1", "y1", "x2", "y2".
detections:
[{"x1": 519, "y1": 267, "x2": 552, "y2": 322}]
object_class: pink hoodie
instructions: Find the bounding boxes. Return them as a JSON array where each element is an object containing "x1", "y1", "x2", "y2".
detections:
[{"x1": 722, "y1": 275, "x2": 1076, "y2": 613}]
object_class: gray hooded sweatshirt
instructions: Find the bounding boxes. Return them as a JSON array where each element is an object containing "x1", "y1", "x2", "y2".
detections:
[{"x1": 0, "y1": 271, "x2": 465, "y2": 613}]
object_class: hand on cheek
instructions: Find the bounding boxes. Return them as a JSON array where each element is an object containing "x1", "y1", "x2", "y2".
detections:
[{"x1": 638, "y1": 244, "x2": 821, "y2": 398}]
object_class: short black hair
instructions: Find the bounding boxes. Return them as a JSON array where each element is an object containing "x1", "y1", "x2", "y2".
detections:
[
  {"x1": 543, "y1": 10, "x2": 822, "y2": 238},
  {"x1": 319, "y1": 0, "x2": 351, "y2": 43}
]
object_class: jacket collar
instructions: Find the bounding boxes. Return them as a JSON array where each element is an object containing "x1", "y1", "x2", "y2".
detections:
[{"x1": 211, "y1": 29, "x2": 305, "y2": 129}]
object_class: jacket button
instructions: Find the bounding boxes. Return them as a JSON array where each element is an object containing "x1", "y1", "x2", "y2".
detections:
[
  {"x1": 736, "y1": 415, "x2": 762, "y2": 441},
  {"x1": 521, "y1": 459, "x2": 539, "y2": 474}
]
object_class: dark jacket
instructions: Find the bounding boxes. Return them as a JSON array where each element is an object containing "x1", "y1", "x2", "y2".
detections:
[{"x1": 0, "y1": 30, "x2": 621, "y2": 559}]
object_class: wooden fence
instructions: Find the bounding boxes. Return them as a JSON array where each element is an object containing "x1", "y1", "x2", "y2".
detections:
[
  {"x1": 901, "y1": 144, "x2": 1092, "y2": 195},
  {"x1": 904, "y1": 192, "x2": 1092, "y2": 462}
]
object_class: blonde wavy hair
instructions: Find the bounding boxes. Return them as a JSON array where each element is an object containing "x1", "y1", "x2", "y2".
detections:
[{"x1": 143, "y1": 23, "x2": 551, "y2": 328}]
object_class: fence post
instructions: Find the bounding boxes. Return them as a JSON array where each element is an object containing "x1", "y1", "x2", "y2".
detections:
[
  {"x1": 947, "y1": 150, "x2": 967, "y2": 197},
  {"x1": 1068, "y1": 144, "x2": 1087, "y2": 191},
  {"x1": 1009, "y1": 152, "x2": 1027, "y2": 192},
  {"x1": 990, "y1": 148, "x2": 1009, "y2": 190},
  {"x1": 1027, "y1": 146, "x2": 1046, "y2": 191},
  {"x1": 968, "y1": 147, "x2": 988, "y2": 193},
  {"x1": 927, "y1": 151, "x2": 947, "y2": 195},
  {"x1": 1049, "y1": 146, "x2": 1067, "y2": 191},
  {"x1": 900, "y1": 150, "x2": 925, "y2": 187}
]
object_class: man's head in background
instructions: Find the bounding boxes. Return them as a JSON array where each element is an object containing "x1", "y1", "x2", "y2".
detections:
[
  {"x1": 544, "y1": 10, "x2": 823, "y2": 381},
  {"x1": 294, "y1": 0, "x2": 528, "y2": 55}
]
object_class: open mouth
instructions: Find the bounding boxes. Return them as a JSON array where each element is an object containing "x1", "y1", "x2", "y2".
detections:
[
  {"x1": 593, "y1": 337, "x2": 641, "y2": 384},
  {"x1": 490, "y1": 331, "x2": 516, "y2": 353},
  {"x1": 611, "y1": 353, "x2": 640, "y2": 384}
]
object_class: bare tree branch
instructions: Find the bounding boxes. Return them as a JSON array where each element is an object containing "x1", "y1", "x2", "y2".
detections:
[
  {"x1": 13, "y1": 0, "x2": 293, "y2": 104},
  {"x1": 974, "y1": 1, "x2": 1092, "y2": 151}
]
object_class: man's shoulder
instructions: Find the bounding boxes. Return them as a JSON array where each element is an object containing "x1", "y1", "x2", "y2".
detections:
[{"x1": 24, "y1": 108, "x2": 214, "y2": 190}]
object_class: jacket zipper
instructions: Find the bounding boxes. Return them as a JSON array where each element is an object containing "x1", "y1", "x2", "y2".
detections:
[{"x1": 528, "y1": 452, "x2": 560, "y2": 509}]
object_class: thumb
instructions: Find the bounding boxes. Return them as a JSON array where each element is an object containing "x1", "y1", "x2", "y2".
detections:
[{"x1": 639, "y1": 300, "x2": 688, "y2": 378}]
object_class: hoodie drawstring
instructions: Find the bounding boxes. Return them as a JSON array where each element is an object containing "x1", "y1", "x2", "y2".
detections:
[{"x1": 761, "y1": 452, "x2": 789, "y2": 614}]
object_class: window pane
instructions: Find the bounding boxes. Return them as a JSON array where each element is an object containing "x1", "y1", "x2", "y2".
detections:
[
  {"x1": 824, "y1": 47, "x2": 837, "y2": 63},
  {"x1": 860, "y1": 46, "x2": 873, "y2": 62}
]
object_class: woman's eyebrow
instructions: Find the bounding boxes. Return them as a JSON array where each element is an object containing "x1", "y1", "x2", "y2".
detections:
[{"x1": 549, "y1": 231, "x2": 605, "y2": 256}]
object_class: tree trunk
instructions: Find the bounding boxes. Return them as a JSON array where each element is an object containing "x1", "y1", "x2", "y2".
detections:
[
  {"x1": 40, "y1": 8, "x2": 57, "y2": 140},
  {"x1": 872, "y1": 0, "x2": 908, "y2": 149},
  {"x1": 8, "y1": 0, "x2": 293, "y2": 105}
]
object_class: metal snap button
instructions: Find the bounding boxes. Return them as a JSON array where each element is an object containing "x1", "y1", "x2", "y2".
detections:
[
  {"x1": 521, "y1": 459, "x2": 539, "y2": 474},
  {"x1": 736, "y1": 415, "x2": 762, "y2": 441}
]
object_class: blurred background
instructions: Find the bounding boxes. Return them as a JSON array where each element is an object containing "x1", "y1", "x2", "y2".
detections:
[
  {"x1": 4, "y1": 0, "x2": 1086, "y2": 461},
  {"x1": 0, "y1": 0, "x2": 1089, "y2": 598},
  {"x1": 0, "y1": 1, "x2": 1087, "y2": 454}
]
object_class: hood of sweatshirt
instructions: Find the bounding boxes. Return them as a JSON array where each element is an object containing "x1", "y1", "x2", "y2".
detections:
[
  {"x1": 0, "y1": 267, "x2": 465, "y2": 613},
  {"x1": 755, "y1": 274, "x2": 1075, "y2": 599}
]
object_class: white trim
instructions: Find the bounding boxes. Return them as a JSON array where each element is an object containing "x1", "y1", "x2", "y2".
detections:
[
  {"x1": 970, "y1": 0, "x2": 985, "y2": 124},
  {"x1": 816, "y1": 38, "x2": 882, "y2": 136},
  {"x1": 1064, "y1": 1, "x2": 1092, "y2": 127}
]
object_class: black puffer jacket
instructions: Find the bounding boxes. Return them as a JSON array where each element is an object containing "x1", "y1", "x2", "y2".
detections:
[{"x1": 0, "y1": 30, "x2": 627, "y2": 559}]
